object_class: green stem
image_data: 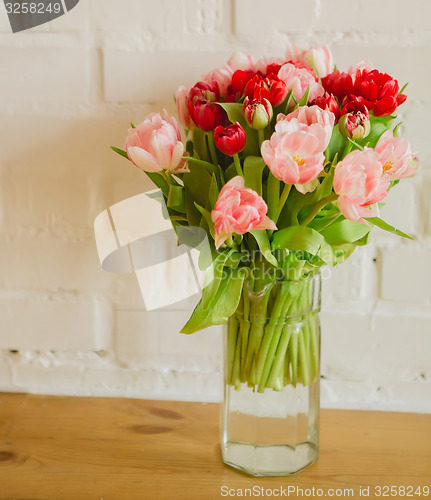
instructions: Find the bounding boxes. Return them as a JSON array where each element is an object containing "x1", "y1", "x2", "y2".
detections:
[
  {"x1": 300, "y1": 193, "x2": 338, "y2": 226},
  {"x1": 254, "y1": 284, "x2": 291, "y2": 390},
  {"x1": 309, "y1": 316, "x2": 319, "y2": 382},
  {"x1": 161, "y1": 170, "x2": 172, "y2": 185},
  {"x1": 258, "y1": 129, "x2": 265, "y2": 148},
  {"x1": 232, "y1": 325, "x2": 242, "y2": 390},
  {"x1": 233, "y1": 154, "x2": 243, "y2": 177},
  {"x1": 206, "y1": 132, "x2": 219, "y2": 166},
  {"x1": 240, "y1": 291, "x2": 251, "y2": 382},
  {"x1": 227, "y1": 316, "x2": 238, "y2": 385},
  {"x1": 277, "y1": 184, "x2": 292, "y2": 220},
  {"x1": 267, "y1": 173, "x2": 280, "y2": 224},
  {"x1": 298, "y1": 326, "x2": 309, "y2": 386},
  {"x1": 267, "y1": 325, "x2": 293, "y2": 388}
]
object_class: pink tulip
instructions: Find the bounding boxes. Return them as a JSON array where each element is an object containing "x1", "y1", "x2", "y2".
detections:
[
  {"x1": 211, "y1": 176, "x2": 277, "y2": 248},
  {"x1": 125, "y1": 111, "x2": 186, "y2": 174},
  {"x1": 334, "y1": 149, "x2": 390, "y2": 223},
  {"x1": 254, "y1": 56, "x2": 286, "y2": 75},
  {"x1": 261, "y1": 106, "x2": 334, "y2": 193},
  {"x1": 278, "y1": 63, "x2": 324, "y2": 102},
  {"x1": 261, "y1": 133, "x2": 326, "y2": 193},
  {"x1": 348, "y1": 60, "x2": 374, "y2": 80},
  {"x1": 285, "y1": 45, "x2": 335, "y2": 78},
  {"x1": 227, "y1": 52, "x2": 256, "y2": 72},
  {"x1": 300, "y1": 46, "x2": 335, "y2": 78},
  {"x1": 278, "y1": 105, "x2": 335, "y2": 150},
  {"x1": 176, "y1": 86, "x2": 195, "y2": 131},
  {"x1": 375, "y1": 131, "x2": 418, "y2": 181},
  {"x1": 202, "y1": 64, "x2": 234, "y2": 98}
]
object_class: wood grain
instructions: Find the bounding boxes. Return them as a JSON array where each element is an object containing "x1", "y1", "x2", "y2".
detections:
[{"x1": 0, "y1": 393, "x2": 430, "y2": 499}]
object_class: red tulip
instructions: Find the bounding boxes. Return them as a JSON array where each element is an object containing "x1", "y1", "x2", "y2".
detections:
[
  {"x1": 214, "y1": 122, "x2": 246, "y2": 156},
  {"x1": 230, "y1": 70, "x2": 257, "y2": 97},
  {"x1": 244, "y1": 74, "x2": 288, "y2": 106},
  {"x1": 321, "y1": 71, "x2": 354, "y2": 102},
  {"x1": 350, "y1": 70, "x2": 407, "y2": 117},
  {"x1": 187, "y1": 81, "x2": 227, "y2": 131},
  {"x1": 310, "y1": 92, "x2": 340, "y2": 121}
]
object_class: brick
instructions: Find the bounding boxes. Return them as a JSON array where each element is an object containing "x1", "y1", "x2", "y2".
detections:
[
  {"x1": 0, "y1": 2, "x2": 11, "y2": 32},
  {"x1": 0, "y1": 291, "x2": 112, "y2": 351},
  {"x1": 48, "y1": 0, "x2": 88, "y2": 31},
  {"x1": 321, "y1": 379, "x2": 381, "y2": 410},
  {"x1": 378, "y1": 381, "x2": 431, "y2": 413},
  {"x1": 321, "y1": 245, "x2": 377, "y2": 313},
  {"x1": 234, "y1": 0, "x2": 317, "y2": 35},
  {"x1": 401, "y1": 102, "x2": 431, "y2": 164},
  {"x1": 318, "y1": 0, "x2": 431, "y2": 34},
  {"x1": 82, "y1": 367, "x2": 222, "y2": 402},
  {"x1": 103, "y1": 49, "x2": 231, "y2": 103},
  {"x1": 380, "y1": 247, "x2": 431, "y2": 303},
  {"x1": 421, "y1": 174, "x2": 431, "y2": 237},
  {"x1": 138, "y1": 0, "x2": 230, "y2": 37},
  {"x1": 115, "y1": 308, "x2": 223, "y2": 370},
  {"x1": 378, "y1": 180, "x2": 418, "y2": 239},
  {"x1": 0, "y1": 47, "x2": 89, "y2": 104},
  {"x1": 321, "y1": 311, "x2": 431, "y2": 383},
  {"x1": 0, "y1": 364, "x2": 11, "y2": 390},
  {"x1": 12, "y1": 365, "x2": 85, "y2": 393},
  {"x1": 89, "y1": 0, "x2": 139, "y2": 32},
  {"x1": 0, "y1": 236, "x2": 106, "y2": 292}
]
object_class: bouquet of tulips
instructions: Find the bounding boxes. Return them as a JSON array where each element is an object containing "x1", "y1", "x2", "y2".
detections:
[{"x1": 112, "y1": 45, "x2": 418, "y2": 391}]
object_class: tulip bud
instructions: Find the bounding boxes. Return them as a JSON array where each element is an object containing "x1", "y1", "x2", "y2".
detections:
[
  {"x1": 339, "y1": 101, "x2": 370, "y2": 140},
  {"x1": 243, "y1": 97, "x2": 273, "y2": 129},
  {"x1": 214, "y1": 122, "x2": 246, "y2": 156}
]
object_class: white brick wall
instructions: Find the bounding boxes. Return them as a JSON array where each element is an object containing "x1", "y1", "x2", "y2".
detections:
[{"x1": 0, "y1": 0, "x2": 430, "y2": 412}]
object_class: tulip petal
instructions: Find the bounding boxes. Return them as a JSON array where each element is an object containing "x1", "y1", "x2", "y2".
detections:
[
  {"x1": 127, "y1": 147, "x2": 162, "y2": 172},
  {"x1": 255, "y1": 216, "x2": 277, "y2": 231}
]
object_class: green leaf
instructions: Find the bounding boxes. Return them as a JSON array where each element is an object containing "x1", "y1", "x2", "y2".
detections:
[
  {"x1": 266, "y1": 172, "x2": 280, "y2": 224},
  {"x1": 145, "y1": 172, "x2": 169, "y2": 197},
  {"x1": 216, "y1": 102, "x2": 246, "y2": 127},
  {"x1": 242, "y1": 126, "x2": 260, "y2": 157},
  {"x1": 167, "y1": 185, "x2": 185, "y2": 212},
  {"x1": 325, "y1": 124, "x2": 347, "y2": 164},
  {"x1": 272, "y1": 225, "x2": 335, "y2": 266},
  {"x1": 358, "y1": 114, "x2": 395, "y2": 149},
  {"x1": 110, "y1": 146, "x2": 129, "y2": 160},
  {"x1": 365, "y1": 216, "x2": 413, "y2": 240},
  {"x1": 183, "y1": 163, "x2": 212, "y2": 227},
  {"x1": 185, "y1": 156, "x2": 218, "y2": 175},
  {"x1": 249, "y1": 230, "x2": 278, "y2": 267},
  {"x1": 181, "y1": 268, "x2": 245, "y2": 334},
  {"x1": 321, "y1": 219, "x2": 372, "y2": 246},
  {"x1": 208, "y1": 174, "x2": 220, "y2": 209},
  {"x1": 295, "y1": 86, "x2": 310, "y2": 109},
  {"x1": 224, "y1": 162, "x2": 237, "y2": 182},
  {"x1": 195, "y1": 203, "x2": 215, "y2": 238},
  {"x1": 399, "y1": 82, "x2": 409, "y2": 94},
  {"x1": 243, "y1": 156, "x2": 266, "y2": 196},
  {"x1": 201, "y1": 249, "x2": 236, "y2": 309},
  {"x1": 192, "y1": 127, "x2": 210, "y2": 162}
]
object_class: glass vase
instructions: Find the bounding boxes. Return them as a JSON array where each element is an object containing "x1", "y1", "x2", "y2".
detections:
[{"x1": 221, "y1": 272, "x2": 321, "y2": 476}]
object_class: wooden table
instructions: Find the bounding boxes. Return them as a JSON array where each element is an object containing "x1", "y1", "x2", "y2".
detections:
[{"x1": 0, "y1": 393, "x2": 430, "y2": 499}]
